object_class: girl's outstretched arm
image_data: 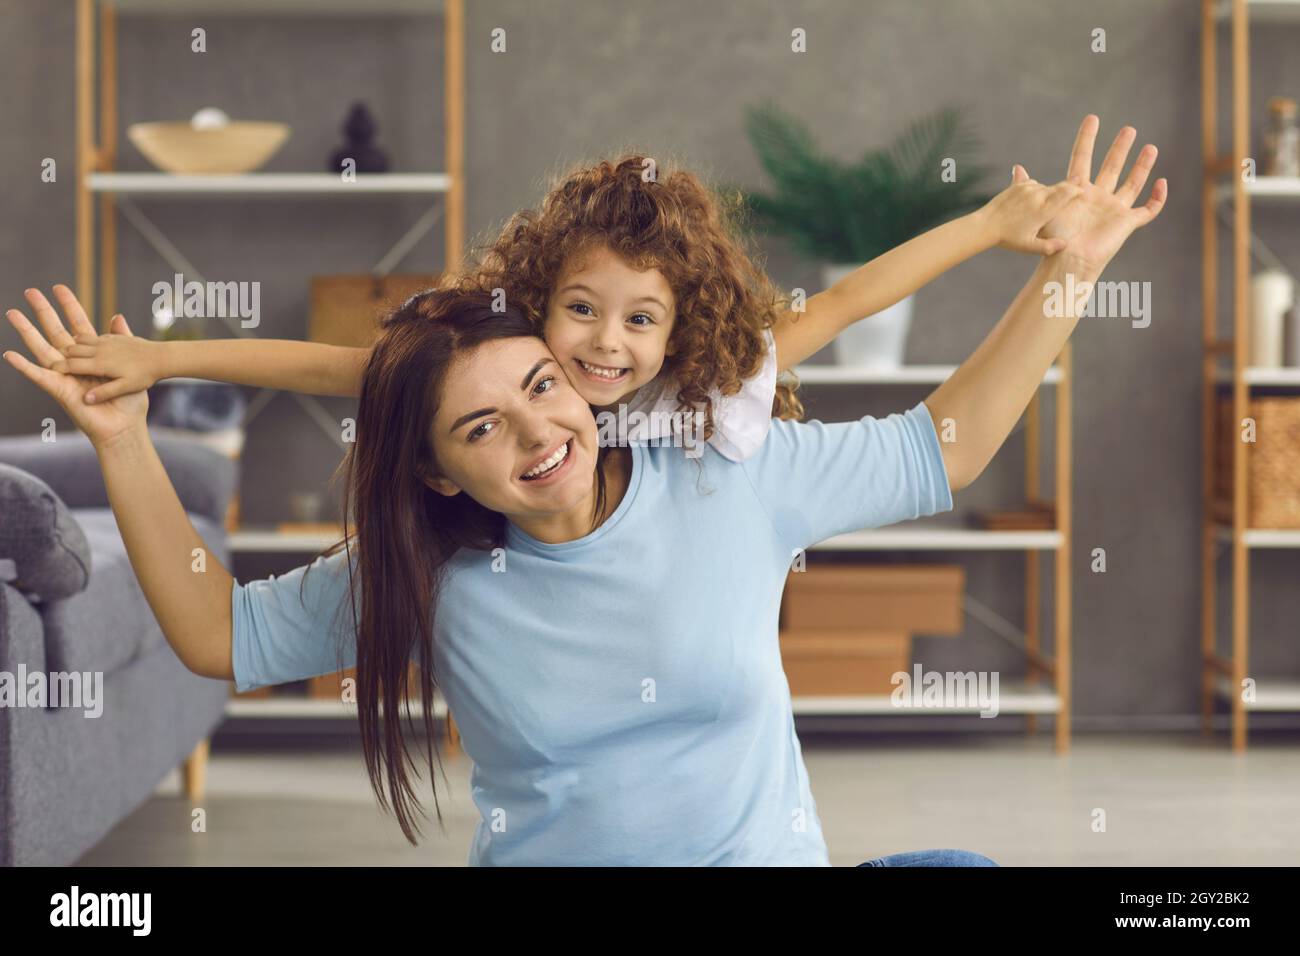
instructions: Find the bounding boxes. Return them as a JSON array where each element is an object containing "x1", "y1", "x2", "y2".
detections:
[
  {"x1": 771, "y1": 167, "x2": 1077, "y2": 372},
  {"x1": 147, "y1": 338, "x2": 368, "y2": 397},
  {"x1": 32, "y1": 289, "x2": 369, "y2": 402},
  {"x1": 925, "y1": 116, "x2": 1165, "y2": 492},
  {"x1": 4, "y1": 288, "x2": 235, "y2": 680}
]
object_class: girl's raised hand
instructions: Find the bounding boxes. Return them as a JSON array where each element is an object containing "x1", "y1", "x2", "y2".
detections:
[
  {"x1": 50, "y1": 324, "x2": 165, "y2": 403},
  {"x1": 979, "y1": 166, "x2": 1084, "y2": 257},
  {"x1": 3, "y1": 286, "x2": 149, "y2": 450}
]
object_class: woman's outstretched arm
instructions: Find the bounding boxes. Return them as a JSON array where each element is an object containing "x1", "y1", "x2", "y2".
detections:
[
  {"x1": 4, "y1": 288, "x2": 235, "y2": 680},
  {"x1": 925, "y1": 115, "x2": 1166, "y2": 492},
  {"x1": 94, "y1": 426, "x2": 235, "y2": 680}
]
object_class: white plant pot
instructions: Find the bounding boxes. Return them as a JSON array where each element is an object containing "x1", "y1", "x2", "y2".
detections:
[{"x1": 822, "y1": 263, "x2": 914, "y2": 369}]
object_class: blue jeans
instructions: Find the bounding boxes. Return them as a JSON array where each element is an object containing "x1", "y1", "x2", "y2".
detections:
[{"x1": 857, "y1": 848, "x2": 999, "y2": 867}]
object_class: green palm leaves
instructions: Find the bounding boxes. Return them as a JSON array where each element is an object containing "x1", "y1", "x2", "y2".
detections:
[{"x1": 740, "y1": 102, "x2": 995, "y2": 263}]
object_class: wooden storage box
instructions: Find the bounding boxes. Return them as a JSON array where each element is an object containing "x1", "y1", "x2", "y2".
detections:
[
  {"x1": 1214, "y1": 395, "x2": 1300, "y2": 528},
  {"x1": 779, "y1": 630, "x2": 910, "y2": 695},
  {"x1": 309, "y1": 274, "x2": 443, "y2": 348},
  {"x1": 782, "y1": 564, "x2": 964, "y2": 635}
]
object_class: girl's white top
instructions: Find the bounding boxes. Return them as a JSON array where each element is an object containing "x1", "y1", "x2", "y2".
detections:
[{"x1": 618, "y1": 327, "x2": 778, "y2": 462}]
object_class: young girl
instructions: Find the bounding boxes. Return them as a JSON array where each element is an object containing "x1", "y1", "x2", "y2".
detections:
[
  {"x1": 51, "y1": 154, "x2": 1079, "y2": 461},
  {"x1": 5, "y1": 114, "x2": 1166, "y2": 865}
]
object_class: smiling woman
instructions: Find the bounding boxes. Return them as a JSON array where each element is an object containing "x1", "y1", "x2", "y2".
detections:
[
  {"x1": 232, "y1": 287, "x2": 959, "y2": 865},
  {"x1": 2, "y1": 283, "x2": 961, "y2": 865},
  {"x1": 246, "y1": 283, "x2": 975, "y2": 867}
]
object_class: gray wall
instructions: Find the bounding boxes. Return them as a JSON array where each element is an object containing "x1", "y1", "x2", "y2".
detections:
[{"x1": 2, "y1": 0, "x2": 1296, "y2": 726}]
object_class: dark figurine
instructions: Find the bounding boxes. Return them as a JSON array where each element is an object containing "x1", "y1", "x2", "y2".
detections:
[{"x1": 329, "y1": 102, "x2": 389, "y2": 174}]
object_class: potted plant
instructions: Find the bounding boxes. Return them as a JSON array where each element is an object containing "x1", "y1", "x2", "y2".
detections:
[{"x1": 740, "y1": 102, "x2": 994, "y2": 368}]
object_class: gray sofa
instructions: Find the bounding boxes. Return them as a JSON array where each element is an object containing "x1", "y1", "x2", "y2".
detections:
[{"x1": 0, "y1": 431, "x2": 235, "y2": 866}]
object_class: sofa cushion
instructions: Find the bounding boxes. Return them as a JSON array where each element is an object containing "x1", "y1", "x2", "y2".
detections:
[
  {"x1": 41, "y1": 509, "x2": 227, "y2": 677},
  {"x1": 0, "y1": 430, "x2": 238, "y2": 523},
  {"x1": 0, "y1": 464, "x2": 92, "y2": 602}
]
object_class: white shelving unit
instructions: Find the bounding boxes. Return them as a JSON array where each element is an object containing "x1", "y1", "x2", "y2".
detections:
[
  {"x1": 1213, "y1": 365, "x2": 1300, "y2": 385},
  {"x1": 792, "y1": 679, "x2": 1060, "y2": 717},
  {"x1": 88, "y1": 172, "x2": 453, "y2": 195},
  {"x1": 225, "y1": 694, "x2": 449, "y2": 721},
  {"x1": 1214, "y1": 528, "x2": 1300, "y2": 548},
  {"x1": 814, "y1": 526, "x2": 1062, "y2": 551},
  {"x1": 1214, "y1": 174, "x2": 1300, "y2": 201},
  {"x1": 1213, "y1": 676, "x2": 1300, "y2": 711},
  {"x1": 225, "y1": 518, "x2": 1067, "y2": 556},
  {"x1": 786, "y1": 360, "x2": 1073, "y2": 749},
  {"x1": 793, "y1": 364, "x2": 1062, "y2": 386}
]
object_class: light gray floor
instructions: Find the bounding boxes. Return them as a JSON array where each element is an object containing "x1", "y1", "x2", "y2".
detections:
[{"x1": 77, "y1": 731, "x2": 1300, "y2": 866}]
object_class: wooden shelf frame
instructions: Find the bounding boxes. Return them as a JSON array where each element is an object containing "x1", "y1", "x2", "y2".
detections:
[
  {"x1": 74, "y1": 0, "x2": 467, "y2": 752},
  {"x1": 1200, "y1": 0, "x2": 1300, "y2": 752},
  {"x1": 794, "y1": 355, "x2": 1073, "y2": 752}
]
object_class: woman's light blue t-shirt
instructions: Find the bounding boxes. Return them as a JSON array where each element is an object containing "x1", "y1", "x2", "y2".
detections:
[{"x1": 230, "y1": 400, "x2": 954, "y2": 866}]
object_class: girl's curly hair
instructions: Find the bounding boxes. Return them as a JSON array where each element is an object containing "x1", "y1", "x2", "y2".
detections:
[{"x1": 446, "y1": 153, "x2": 804, "y2": 438}]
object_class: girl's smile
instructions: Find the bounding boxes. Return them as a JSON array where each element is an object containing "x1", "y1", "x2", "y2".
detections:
[{"x1": 574, "y1": 357, "x2": 632, "y2": 386}]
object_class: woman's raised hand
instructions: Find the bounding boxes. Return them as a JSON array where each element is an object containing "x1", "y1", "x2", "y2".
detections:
[
  {"x1": 3, "y1": 285, "x2": 149, "y2": 450},
  {"x1": 1029, "y1": 114, "x2": 1167, "y2": 273}
]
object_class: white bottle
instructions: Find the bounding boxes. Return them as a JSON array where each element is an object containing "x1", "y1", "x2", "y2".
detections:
[{"x1": 1249, "y1": 269, "x2": 1293, "y2": 367}]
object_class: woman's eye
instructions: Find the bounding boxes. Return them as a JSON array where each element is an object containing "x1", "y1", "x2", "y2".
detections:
[
  {"x1": 468, "y1": 421, "x2": 496, "y2": 442},
  {"x1": 532, "y1": 375, "x2": 557, "y2": 396}
]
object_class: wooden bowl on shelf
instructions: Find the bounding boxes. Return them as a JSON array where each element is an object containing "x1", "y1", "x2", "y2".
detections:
[{"x1": 127, "y1": 121, "x2": 290, "y2": 174}]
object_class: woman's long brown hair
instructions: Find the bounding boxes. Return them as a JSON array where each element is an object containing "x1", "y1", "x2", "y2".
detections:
[{"x1": 328, "y1": 288, "x2": 611, "y2": 845}]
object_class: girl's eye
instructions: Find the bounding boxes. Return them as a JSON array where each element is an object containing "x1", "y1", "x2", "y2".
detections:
[{"x1": 568, "y1": 302, "x2": 653, "y2": 327}]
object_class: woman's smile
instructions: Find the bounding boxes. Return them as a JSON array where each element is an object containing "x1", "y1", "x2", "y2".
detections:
[{"x1": 517, "y1": 437, "x2": 576, "y2": 486}]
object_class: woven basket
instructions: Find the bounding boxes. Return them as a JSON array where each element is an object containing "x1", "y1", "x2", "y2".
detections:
[{"x1": 1214, "y1": 395, "x2": 1300, "y2": 528}]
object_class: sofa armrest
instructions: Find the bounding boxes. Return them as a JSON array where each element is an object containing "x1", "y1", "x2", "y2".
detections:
[{"x1": 0, "y1": 431, "x2": 237, "y2": 524}]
